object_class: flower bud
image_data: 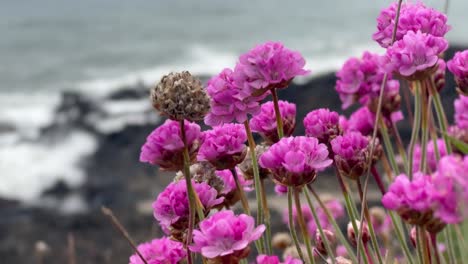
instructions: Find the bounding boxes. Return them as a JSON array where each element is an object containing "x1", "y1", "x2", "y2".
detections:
[
  {"x1": 151, "y1": 71, "x2": 210, "y2": 121},
  {"x1": 347, "y1": 221, "x2": 370, "y2": 247},
  {"x1": 272, "y1": 232, "x2": 292, "y2": 250},
  {"x1": 315, "y1": 229, "x2": 336, "y2": 256}
]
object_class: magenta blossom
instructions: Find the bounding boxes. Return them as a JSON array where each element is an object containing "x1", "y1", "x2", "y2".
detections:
[
  {"x1": 153, "y1": 180, "x2": 223, "y2": 233},
  {"x1": 256, "y1": 255, "x2": 303, "y2": 264},
  {"x1": 198, "y1": 123, "x2": 247, "y2": 169},
  {"x1": 140, "y1": 119, "x2": 202, "y2": 170},
  {"x1": 129, "y1": 237, "x2": 186, "y2": 264},
  {"x1": 454, "y1": 95, "x2": 468, "y2": 129},
  {"x1": 259, "y1": 136, "x2": 332, "y2": 187},
  {"x1": 335, "y1": 51, "x2": 400, "y2": 109},
  {"x1": 216, "y1": 169, "x2": 253, "y2": 195},
  {"x1": 274, "y1": 184, "x2": 288, "y2": 195},
  {"x1": 234, "y1": 41, "x2": 309, "y2": 96},
  {"x1": 205, "y1": 68, "x2": 261, "y2": 126},
  {"x1": 190, "y1": 210, "x2": 265, "y2": 260},
  {"x1": 304, "y1": 108, "x2": 342, "y2": 144},
  {"x1": 447, "y1": 50, "x2": 468, "y2": 94},
  {"x1": 250, "y1": 100, "x2": 296, "y2": 143},
  {"x1": 382, "y1": 30, "x2": 448, "y2": 78},
  {"x1": 347, "y1": 106, "x2": 403, "y2": 136},
  {"x1": 331, "y1": 131, "x2": 372, "y2": 180},
  {"x1": 412, "y1": 138, "x2": 448, "y2": 173},
  {"x1": 373, "y1": 2, "x2": 450, "y2": 48}
]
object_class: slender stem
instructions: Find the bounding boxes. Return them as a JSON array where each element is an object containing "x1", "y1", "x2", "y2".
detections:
[
  {"x1": 243, "y1": 121, "x2": 266, "y2": 254},
  {"x1": 288, "y1": 187, "x2": 305, "y2": 261},
  {"x1": 101, "y1": 207, "x2": 149, "y2": 264},
  {"x1": 307, "y1": 187, "x2": 358, "y2": 263},
  {"x1": 230, "y1": 168, "x2": 251, "y2": 215},
  {"x1": 379, "y1": 119, "x2": 400, "y2": 174},
  {"x1": 370, "y1": 166, "x2": 386, "y2": 195},
  {"x1": 303, "y1": 188, "x2": 336, "y2": 264},
  {"x1": 391, "y1": 121, "x2": 409, "y2": 171},
  {"x1": 430, "y1": 81, "x2": 453, "y2": 154},
  {"x1": 294, "y1": 188, "x2": 316, "y2": 264},
  {"x1": 356, "y1": 180, "x2": 384, "y2": 264},
  {"x1": 260, "y1": 179, "x2": 272, "y2": 254},
  {"x1": 388, "y1": 211, "x2": 415, "y2": 264},
  {"x1": 364, "y1": 245, "x2": 375, "y2": 264},
  {"x1": 408, "y1": 81, "x2": 422, "y2": 178},
  {"x1": 418, "y1": 227, "x2": 431, "y2": 264},
  {"x1": 431, "y1": 233, "x2": 441, "y2": 264},
  {"x1": 381, "y1": 152, "x2": 394, "y2": 182},
  {"x1": 270, "y1": 88, "x2": 284, "y2": 138},
  {"x1": 419, "y1": 85, "x2": 430, "y2": 173},
  {"x1": 444, "y1": 228, "x2": 456, "y2": 263}
]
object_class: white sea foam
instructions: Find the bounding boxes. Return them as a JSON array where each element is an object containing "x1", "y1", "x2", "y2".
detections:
[{"x1": 0, "y1": 131, "x2": 97, "y2": 202}]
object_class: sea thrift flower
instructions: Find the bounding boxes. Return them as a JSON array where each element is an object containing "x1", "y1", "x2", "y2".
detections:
[
  {"x1": 383, "y1": 30, "x2": 448, "y2": 78},
  {"x1": 190, "y1": 210, "x2": 265, "y2": 261},
  {"x1": 347, "y1": 221, "x2": 370, "y2": 247},
  {"x1": 335, "y1": 51, "x2": 400, "y2": 109},
  {"x1": 129, "y1": 237, "x2": 186, "y2": 264},
  {"x1": 140, "y1": 119, "x2": 202, "y2": 170},
  {"x1": 304, "y1": 108, "x2": 342, "y2": 144},
  {"x1": 256, "y1": 255, "x2": 302, "y2": 264},
  {"x1": 315, "y1": 229, "x2": 336, "y2": 256},
  {"x1": 373, "y1": 2, "x2": 450, "y2": 48},
  {"x1": 198, "y1": 123, "x2": 247, "y2": 169},
  {"x1": 307, "y1": 198, "x2": 345, "y2": 234},
  {"x1": 234, "y1": 41, "x2": 309, "y2": 97},
  {"x1": 454, "y1": 95, "x2": 468, "y2": 129},
  {"x1": 448, "y1": 50, "x2": 468, "y2": 94},
  {"x1": 259, "y1": 136, "x2": 332, "y2": 187},
  {"x1": 274, "y1": 184, "x2": 288, "y2": 195},
  {"x1": 153, "y1": 180, "x2": 223, "y2": 236},
  {"x1": 347, "y1": 106, "x2": 403, "y2": 136},
  {"x1": 204, "y1": 68, "x2": 260, "y2": 126},
  {"x1": 250, "y1": 100, "x2": 296, "y2": 143},
  {"x1": 412, "y1": 138, "x2": 448, "y2": 173},
  {"x1": 369, "y1": 207, "x2": 392, "y2": 236},
  {"x1": 331, "y1": 132, "x2": 375, "y2": 180},
  {"x1": 151, "y1": 71, "x2": 210, "y2": 121},
  {"x1": 215, "y1": 169, "x2": 252, "y2": 207}
]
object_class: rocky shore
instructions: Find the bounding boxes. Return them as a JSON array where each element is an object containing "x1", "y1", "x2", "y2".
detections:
[{"x1": 0, "y1": 45, "x2": 464, "y2": 263}]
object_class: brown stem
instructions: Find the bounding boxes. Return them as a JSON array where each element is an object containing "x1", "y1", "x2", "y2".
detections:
[
  {"x1": 430, "y1": 233, "x2": 441, "y2": 264},
  {"x1": 370, "y1": 166, "x2": 386, "y2": 195},
  {"x1": 230, "y1": 168, "x2": 251, "y2": 214},
  {"x1": 101, "y1": 207, "x2": 149, "y2": 264}
]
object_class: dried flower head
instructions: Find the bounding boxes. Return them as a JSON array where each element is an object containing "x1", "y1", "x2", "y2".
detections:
[
  {"x1": 174, "y1": 162, "x2": 224, "y2": 194},
  {"x1": 238, "y1": 144, "x2": 271, "y2": 180},
  {"x1": 151, "y1": 71, "x2": 210, "y2": 121},
  {"x1": 272, "y1": 232, "x2": 292, "y2": 250},
  {"x1": 129, "y1": 237, "x2": 186, "y2": 264}
]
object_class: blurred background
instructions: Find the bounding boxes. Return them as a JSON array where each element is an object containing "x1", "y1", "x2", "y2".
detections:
[{"x1": 1, "y1": 0, "x2": 466, "y2": 263}]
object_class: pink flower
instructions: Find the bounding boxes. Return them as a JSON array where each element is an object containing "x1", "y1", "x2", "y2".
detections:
[
  {"x1": 274, "y1": 184, "x2": 288, "y2": 195},
  {"x1": 347, "y1": 106, "x2": 402, "y2": 136},
  {"x1": 153, "y1": 180, "x2": 223, "y2": 233},
  {"x1": 373, "y1": 2, "x2": 450, "y2": 48},
  {"x1": 307, "y1": 199, "x2": 344, "y2": 235},
  {"x1": 331, "y1": 131, "x2": 372, "y2": 180},
  {"x1": 204, "y1": 68, "x2": 261, "y2": 126},
  {"x1": 304, "y1": 108, "x2": 341, "y2": 144},
  {"x1": 432, "y1": 155, "x2": 468, "y2": 224},
  {"x1": 140, "y1": 119, "x2": 202, "y2": 170},
  {"x1": 256, "y1": 255, "x2": 303, "y2": 264},
  {"x1": 454, "y1": 95, "x2": 468, "y2": 129},
  {"x1": 250, "y1": 100, "x2": 297, "y2": 143},
  {"x1": 129, "y1": 237, "x2": 186, "y2": 264},
  {"x1": 447, "y1": 50, "x2": 468, "y2": 93},
  {"x1": 215, "y1": 169, "x2": 253, "y2": 195},
  {"x1": 412, "y1": 138, "x2": 448, "y2": 173},
  {"x1": 234, "y1": 42, "x2": 310, "y2": 97},
  {"x1": 259, "y1": 136, "x2": 332, "y2": 187},
  {"x1": 383, "y1": 30, "x2": 448, "y2": 77},
  {"x1": 335, "y1": 51, "x2": 400, "y2": 109},
  {"x1": 198, "y1": 123, "x2": 247, "y2": 169},
  {"x1": 190, "y1": 210, "x2": 265, "y2": 259}
]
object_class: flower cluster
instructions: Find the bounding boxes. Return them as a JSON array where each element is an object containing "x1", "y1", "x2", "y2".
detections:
[
  {"x1": 373, "y1": 2, "x2": 450, "y2": 48},
  {"x1": 139, "y1": 119, "x2": 202, "y2": 170},
  {"x1": 191, "y1": 210, "x2": 265, "y2": 261},
  {"x1": 335, "y1": 51, "x2": 400, "y2": 109},
  {"x1": 259, "y1": 136, "x2": 332, "y2": 187},
  {"x1": 250, "y1": 100, "x2": 297, "y2": 143},
  {"x1": 152, "y1": 180, "x2": 223, "y2": 237},
  {"x1": 303, "y1": 108, "x2": 341, "y2": 144},
  {"x1": 448, "y1": 50, "x2": 468, "y2": 94},
  {"x1": 129, "y1": 237, "x2": 186, "y2": 264},
  {"x1": 198, "y1": 123, "x2": 247, "y2": 169},
  {"x1": 234, "y1": 41, "x2": 309, "y2": 97}
]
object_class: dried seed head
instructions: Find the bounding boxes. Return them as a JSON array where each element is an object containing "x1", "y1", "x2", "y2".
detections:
[
  {"x1": 174, "y1": 162, "x2": 224, "y2": 193},
  {"x1": 238, "y1": 144, "x2": 270, "y2": 180},
  {"x1": 272, "y1": 232, "x2": 292, "y2": 250},
  {"x1": 151, "y1": 71, "x2": 210, "y2": 121}
]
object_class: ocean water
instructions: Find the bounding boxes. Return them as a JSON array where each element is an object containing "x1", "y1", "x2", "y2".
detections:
[{"x1": 0, "y1": 0, "x2": 467, "y2": 202}]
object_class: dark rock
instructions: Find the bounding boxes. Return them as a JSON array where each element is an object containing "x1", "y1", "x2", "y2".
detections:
[{"x1": 42, "y1": 180, "x2": 71, "y2": 198}]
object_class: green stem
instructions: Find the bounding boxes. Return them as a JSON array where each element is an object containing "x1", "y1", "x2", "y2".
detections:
[
  {"x1": 243, "y1": 121, "x2": 265, "y2": 254},
  {"x1": 356, "y1": 180, "x2": 384, "y2": 264},
  {"x1": 288, "y1": 187, "x2": 305, "y2": 261},
  {"x1": 230, "y1": 168, "x2": 251, "y2": 215},
  {"x1": 379, "y1": 119, "x2": 400, "y2": 174},
  {"x1": 391, "y1": 120, "x2": 409, "y2": 172},
  {"x1": 408, "y1": 80, "x2": 422, "y2": 178},
  {"x1": 388, "y1": 212, "x2": 415, "y2": 264},
  {"x1": 430, "y1": 81, "x2": 452, "y2": 154},
  {"x1": 419, "y1": 85, "x2": 430, "y2": 173},
  {"x1": 307, "y1": 187, "x2": 358, "y2": 263},
  {"x1": 303, "y1": 188, "x2": 336, "y2": 264},
  {"x1": 293, "y1": 188, "x2": 316, "y2": 264},
  {"x1": 270, "y1": 88, "x2": 284, "y2": 138},
  {"x1": 260, "y1": 179, "x2": 272, "y2": 254}
]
